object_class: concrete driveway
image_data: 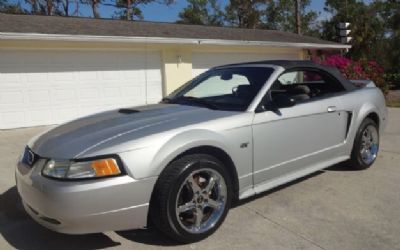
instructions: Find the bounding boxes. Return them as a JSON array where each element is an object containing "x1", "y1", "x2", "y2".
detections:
[{"x1": 1, "y1": 109, "x2": 399, "y2": 250}]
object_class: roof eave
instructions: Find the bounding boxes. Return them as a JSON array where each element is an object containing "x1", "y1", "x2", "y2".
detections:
[{"x1": 0, "y1": 32, "x2": 352, "y2": 49}]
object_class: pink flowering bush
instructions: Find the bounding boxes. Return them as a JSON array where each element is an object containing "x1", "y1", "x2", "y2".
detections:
[{"x1": 314, "y1": 55, "x2": 388, "y2": 94}]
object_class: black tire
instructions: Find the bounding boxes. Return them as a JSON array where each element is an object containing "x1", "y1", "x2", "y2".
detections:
[
  {"x1": 349, "y1": 118, "x2": 379, "y2": 170},
  {"x1": 149, "y1": 154, "x2": 233, "y2": 243}
]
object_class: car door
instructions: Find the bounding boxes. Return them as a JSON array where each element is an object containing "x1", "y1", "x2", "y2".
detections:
[{"x1": 252, "y1": 68, "x2": 349, "y2": 185}]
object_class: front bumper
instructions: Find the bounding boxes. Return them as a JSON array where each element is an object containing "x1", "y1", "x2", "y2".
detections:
[{"x1": 16, "y1": 159, "x2": 157, "y2": 234}]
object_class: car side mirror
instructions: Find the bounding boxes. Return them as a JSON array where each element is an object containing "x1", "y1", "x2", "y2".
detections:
[{"x1": 271, "y1": 95, "x2": 296, "y2": 109}]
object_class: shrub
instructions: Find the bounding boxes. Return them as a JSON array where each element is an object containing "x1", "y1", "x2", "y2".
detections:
[
  {"x1": 384, "y1": 73, "x2": 400, "y2": 90},
  {"x1": 314, "y1": 55, "x2": 389, "y2": 94}
]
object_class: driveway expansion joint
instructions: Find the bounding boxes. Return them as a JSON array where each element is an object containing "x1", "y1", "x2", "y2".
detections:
[{"x1": 243, "y1": 205, "x2": 328, "y2": 250}]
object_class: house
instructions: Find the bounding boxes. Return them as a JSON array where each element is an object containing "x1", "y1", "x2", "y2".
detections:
[{"x1": 0, "y1": 13, "x2": 350, "y2": 129}]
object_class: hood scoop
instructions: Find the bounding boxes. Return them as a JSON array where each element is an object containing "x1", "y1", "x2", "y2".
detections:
[{"x1": 118, "y1": 108, "x2": 140, "y2": 114}]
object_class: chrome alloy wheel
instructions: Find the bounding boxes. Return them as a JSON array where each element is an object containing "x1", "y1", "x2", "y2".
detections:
[
  {"x1": 360, "y1": 124, "x2": 379, "y2": 165},
  {"x1": 175, "y1": 168, "x2": 227, "y2": 234}
]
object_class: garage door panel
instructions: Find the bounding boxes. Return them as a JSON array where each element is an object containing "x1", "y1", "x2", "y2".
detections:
[
  {"x1": 1, "y1": 111, "x2": 25, "y2": 127},
  {"x1": 29, "y1": 109, "x2": 52, "y2": 124},
  {"x1": 48, "y1": 71, "x2": 76, "y2": 82},
  {"x1": 78, "y1": 88, "x2": 101, "y2": 99},
  {"x1": 24, "y1": 71, "x2": 50, "y2": 82},
  {"x1": 53, "y1": 88, "x2": 76, "y2": 102},
  {"x1": 146, "y1": 69, "x2": 162, "y2": 80},
  {"x1": 122, "y1": 70, "x2": 143, "y2": 80},
  {"x1": 103, "y1": 87, "x2": 121, "y2": 99},
  {"x1": 78, "y1": 70, "x2": 99, "y2": 81},
  {"x1": 53, "y1": 107, "x2": 78, "y2": 122},
  {"x1": 0, "y1": 70, "x2": 21, "y2": 82},
  {"x1": 79, "y1": 106, "x2": 103, "y2": 117},
  {"x1": 0, "y1": 50, "x2": 163, "y2": 129},
  {"x1": 27, "y1": 90, "x2": 51, "y2": 105},
  {"x1": 121, "y1": 86, "x2": 143, "y2": 98},
  {"x1": 0, "y1": 90, "x2": 24, "y2": 105}
]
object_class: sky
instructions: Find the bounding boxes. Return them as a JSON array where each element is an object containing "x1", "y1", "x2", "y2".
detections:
[
  {"x1": 8, "y1": 0, "x2": 342, "y2": 23},
  {"x1": 114, "y1": 0, "x2": 328, "y2": 23}
]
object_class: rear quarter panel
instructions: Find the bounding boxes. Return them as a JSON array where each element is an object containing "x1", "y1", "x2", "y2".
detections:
[{"x1": 340, "y1": 87, "x2": 388, "y2": 156}]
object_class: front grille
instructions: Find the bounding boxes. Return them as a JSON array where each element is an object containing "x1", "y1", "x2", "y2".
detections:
[{"x1": 21, "y1": 146, "x2": 39, "y2": 168}]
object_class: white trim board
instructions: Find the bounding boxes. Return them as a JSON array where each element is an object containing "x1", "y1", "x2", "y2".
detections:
[{"x1": 0, "y1": 32, "x2": 351, "y2": 49}]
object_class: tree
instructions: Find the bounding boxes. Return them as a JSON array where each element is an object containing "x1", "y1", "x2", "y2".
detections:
[
  {"x1": 295, "y1": 0, "x2": 301, "y2": 34},
  {"x1": 0, "y1": 0, "x2": 26, "y2": 13},
  {"x1": 261, "y1": 0, "x2": 319, "y2": 36},
  {"x1": 321, "y1": 0, "x2": 387, "y2": 64},
  {"x1": 319, "y1": 0, "x2": 400, "y2": 83},
  {"x1": 81, "y1": 0, "x2": 101, "y2": 18},
  {"x1": 57, "y1": 0, "x2": 71, "y2": 16},
  {"x1": 25, "y1": 0, "x2": 41, "y2": 14},
  {"x1": 24, "y1": 0, "x2": 56, "y2": 15},
  {"x1": 113, "y1": 0, "x2": 150, "y2": 20},
  {"x1": 378, "y1": 0, "x2": 400, "y2": 74},
  {"x1": 224, "y1": 0, "x2": 319, "y2": 35},
  {"x1": 110, "y1": 0, "x2": 173, "y2": 21},
  {"x1": 47, "y1": 0, "x2": 54, "y2": 15},
  {"x1": 177, "y1": 0, "x2": 223, "y2": 26},
  {"x1": 225, "y1": 0, "x2": 265, "y2": 28}
]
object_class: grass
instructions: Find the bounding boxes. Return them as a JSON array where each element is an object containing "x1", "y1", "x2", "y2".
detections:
[
  {"x1": 386, "y1": 100, "x2": 400, "y2": 107},
  {"x1": 386, "y1": 89, "x2": 400, "y2": 108}
]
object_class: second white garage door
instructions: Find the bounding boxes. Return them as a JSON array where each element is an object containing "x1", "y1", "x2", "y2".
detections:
[
  {"x1": 192, "y1": 52, "x2": 300, "y2": 77},
  {"x1": 0, "y1": 50, "x2": 163, "y2": 129}
]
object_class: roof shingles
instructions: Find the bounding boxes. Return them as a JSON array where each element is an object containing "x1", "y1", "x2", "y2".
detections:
[{"x1": 0, "y1": 13, "x2": 341, "y2": 46}]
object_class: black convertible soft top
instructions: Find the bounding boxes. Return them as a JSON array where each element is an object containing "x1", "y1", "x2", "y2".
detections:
[{"x1": 216, "y1": 60, "x2": 356, "y2": 91}]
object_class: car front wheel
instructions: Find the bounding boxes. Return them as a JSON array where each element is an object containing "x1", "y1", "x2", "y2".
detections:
[{"x1": 150, "y1": 154, "x2": 232, "y2": 243}]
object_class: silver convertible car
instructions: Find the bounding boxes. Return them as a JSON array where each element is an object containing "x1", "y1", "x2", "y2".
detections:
[{"x1": 16, "y1": 60, "x2": 387, "y2": 242}]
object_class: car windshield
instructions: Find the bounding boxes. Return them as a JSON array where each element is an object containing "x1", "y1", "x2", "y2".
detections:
[{"x1": 163, "y1": 67, "x2": 274, "y2": 111}]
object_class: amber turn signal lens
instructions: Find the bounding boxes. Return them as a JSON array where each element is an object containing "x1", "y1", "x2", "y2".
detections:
[{"x1": 91, "y1": 159, "x2": 121, "y2": 177}]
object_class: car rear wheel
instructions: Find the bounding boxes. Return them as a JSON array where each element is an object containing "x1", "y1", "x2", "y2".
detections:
[
  {"x1": 349, "y1": 118, "x2": 379, "y2": 170},
  {"x1": 150, "y1": 154, "x2": 232, "y2": 243}
]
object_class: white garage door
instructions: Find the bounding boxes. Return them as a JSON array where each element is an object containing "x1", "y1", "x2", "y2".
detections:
[
  {"x1": 0, "y1": 50, "x2": 163, "y2": 129},
  {"x1": 192, "y1": 52, "x2": 300, "y2": 77}
]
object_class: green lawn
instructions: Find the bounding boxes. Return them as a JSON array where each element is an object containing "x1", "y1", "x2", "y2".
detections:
[{"x1": 387, "y1": 100, "x2": 400, "y2": 107}]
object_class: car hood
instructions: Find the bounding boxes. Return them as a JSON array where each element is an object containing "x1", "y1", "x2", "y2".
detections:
[{"x1": 29, "y1": 104, "x2": 237, "y2": 159}]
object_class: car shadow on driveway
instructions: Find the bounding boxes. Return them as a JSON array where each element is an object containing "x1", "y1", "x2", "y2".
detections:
[
  {"x1": 233, "y1": 170, "x2": 325, "y2": 207},
  {"x1": 233, "y1": 161, "x2": 359, "y2": 208},
  {"x1": 0, "y1": 186, "x2": 121, "y2": 250},
  {"x1": 324, "y1": 161, "x2": 360, "y2": 172},
  {"x1": 115, "y1": 228, "x2": 178, "y2": 246}
]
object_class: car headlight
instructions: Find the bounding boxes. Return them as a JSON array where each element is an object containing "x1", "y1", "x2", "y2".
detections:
[{"x1": 42, "y1": 157, "x2": 122, "y2": 180}]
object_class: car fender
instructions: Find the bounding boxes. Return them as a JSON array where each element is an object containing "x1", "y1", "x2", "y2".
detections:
[
  {"x1": 345, "y1": 102, "x2": 381, "y2": 154},
  {"x1": 119, "y1": 129, "x2": 234, "y2": 180},
  {"x1": 150, "y1": 129, "x2": 233, "y2": 177}
]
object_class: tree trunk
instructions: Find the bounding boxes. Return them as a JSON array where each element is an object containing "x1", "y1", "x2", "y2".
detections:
[
  {"x1": 46, "y1": 0, "x2": 53, "y2": 15},
  {"x1": 30, "y1": 0, "x2": 39, "y2": 14},
  {"x1": 73, "y1": 0, "x2": 79, "y2": 16},
  {"x1": 65, "y1": 0, "x2": 69, "y2": 16},
  {"x1": 92, "y1": 0, "x2": 100, "y2": 18},
  {"x1": 295, "y1": 0, "x2": 301, "y2": 35},
  {"x1": 126, "y1": 0, "x2": 132, "y2": 20},
  {"x1": 63, "y1": 0, "x2": 70, "y2": 16}
]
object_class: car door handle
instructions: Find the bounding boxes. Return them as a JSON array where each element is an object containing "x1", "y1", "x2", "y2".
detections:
[{"x1": 327, "y1": 106, "x2": 337, "y2": 113}]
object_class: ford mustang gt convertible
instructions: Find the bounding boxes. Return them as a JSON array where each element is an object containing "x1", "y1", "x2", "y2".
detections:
[{"x1": 16, "y1": 60, "x2": 388, "y2": 242}]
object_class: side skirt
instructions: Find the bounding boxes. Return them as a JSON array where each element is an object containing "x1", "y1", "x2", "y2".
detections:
[{"x1": 238, "y1": 155, "x2": 349, "y2": 200}]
